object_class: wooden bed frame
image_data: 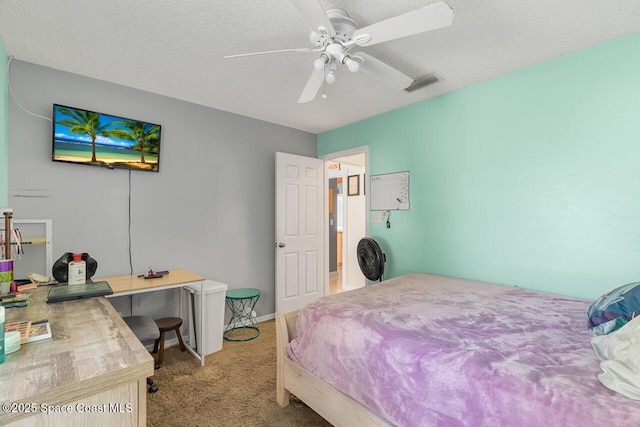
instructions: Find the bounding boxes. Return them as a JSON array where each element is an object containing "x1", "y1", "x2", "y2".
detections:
[{"x1": 276, "y1": 310, "x2": 393, "y2": 427}]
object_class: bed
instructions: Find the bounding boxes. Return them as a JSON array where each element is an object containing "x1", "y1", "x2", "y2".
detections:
[{"x1": 275, "y1": 273, "x2": 640, "y2": 427}]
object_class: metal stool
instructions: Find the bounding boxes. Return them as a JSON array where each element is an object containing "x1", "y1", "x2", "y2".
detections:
[
  {"x1": 153, "y1": 317, "x2": 186, "y2": 367},
  {"x1": 223, "y1": 288, "x2": 260, "y2": 341}
]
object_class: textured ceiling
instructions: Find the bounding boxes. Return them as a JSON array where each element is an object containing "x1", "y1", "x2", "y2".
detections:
[{"x1": 1, "y1": 0, "x2": 639, "y2": 134}]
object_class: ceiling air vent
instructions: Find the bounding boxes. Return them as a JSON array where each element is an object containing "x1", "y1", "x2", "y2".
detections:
[{"x1": 404, "y1": 74, "x2": 439, "y2": 92}]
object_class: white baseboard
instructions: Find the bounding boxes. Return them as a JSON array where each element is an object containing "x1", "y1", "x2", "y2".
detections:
[{"x1": 256, "y1": 313, "x2": 275, "y2": 323}]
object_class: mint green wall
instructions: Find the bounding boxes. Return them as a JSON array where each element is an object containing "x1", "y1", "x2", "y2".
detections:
[
  {"x1": 319, "y1": 32, "x2": 640, "y2": 300},
  {"x1": 0, "y1": 39, "x2": 7, "y2": 207}
]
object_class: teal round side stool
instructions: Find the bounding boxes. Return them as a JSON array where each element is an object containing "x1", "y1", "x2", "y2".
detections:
[{"x1": 224, "y1": 288, "x2": 261, "y2": 342}]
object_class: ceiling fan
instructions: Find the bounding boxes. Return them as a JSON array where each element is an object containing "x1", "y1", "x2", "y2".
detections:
[{"x1": 224, "y1": 0, "x2": 454, "y2": 103}]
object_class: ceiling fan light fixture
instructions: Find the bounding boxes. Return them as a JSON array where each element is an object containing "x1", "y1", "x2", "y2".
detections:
[
  {"x1": 342, "y1": 55, "x2": 359, "y2": 73},
  {"x1": 313, "y1": 54, "x2": 329, "y2": 71},
  {"x1": 325, "y1": 70, "x2": 336, "y2": 84}
]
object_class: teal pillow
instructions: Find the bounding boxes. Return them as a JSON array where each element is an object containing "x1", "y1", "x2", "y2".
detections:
[{"x1": 587, "y1": 282, "x2": 640, "y2": 335}]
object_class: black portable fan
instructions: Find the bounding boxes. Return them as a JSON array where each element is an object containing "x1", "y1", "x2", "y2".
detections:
[{"x1": 357, "y1": 237, "x2": 386, "y2": 282}]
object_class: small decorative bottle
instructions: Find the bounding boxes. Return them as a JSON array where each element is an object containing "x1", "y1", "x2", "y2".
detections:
[{"x1": 68, "y1": 253, "x2": 86, "y2": 285}]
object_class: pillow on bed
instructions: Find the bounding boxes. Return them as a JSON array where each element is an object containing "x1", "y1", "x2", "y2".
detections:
[{"x1": 587, "y1": 282, "x2": 640, "y2": 335}]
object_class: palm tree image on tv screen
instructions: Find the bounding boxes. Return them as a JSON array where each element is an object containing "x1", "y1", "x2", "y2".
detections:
[{"x1": 52, "y1": 104, "x2": 161, "y2": 172}]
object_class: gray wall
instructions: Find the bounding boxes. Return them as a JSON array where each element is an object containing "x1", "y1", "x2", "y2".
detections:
[{"x1": 7, "y1": 60, "x2": 317, "y2": 319}]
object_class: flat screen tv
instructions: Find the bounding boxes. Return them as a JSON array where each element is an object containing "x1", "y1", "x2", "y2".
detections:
[{"x1": 52, "y1": 104, "x2": 161, "y2": 172}]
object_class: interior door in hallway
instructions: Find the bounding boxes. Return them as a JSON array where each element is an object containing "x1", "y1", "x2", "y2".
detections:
[{"x1": 275, "y1": 152, "x2": 325, "y2": 313}]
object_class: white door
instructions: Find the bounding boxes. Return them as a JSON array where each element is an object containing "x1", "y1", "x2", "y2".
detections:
[{"x1": 275, "y1": 152, "x2": 325, "y2": 313}]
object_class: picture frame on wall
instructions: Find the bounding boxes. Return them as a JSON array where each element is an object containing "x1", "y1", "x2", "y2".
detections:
[{"x1": 348, "y1": 174, "x2": 360, "y2": 196}]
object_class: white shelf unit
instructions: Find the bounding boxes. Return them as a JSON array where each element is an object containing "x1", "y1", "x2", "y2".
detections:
[{"x1": 3, "y1": 219, "x2": 53, "y2": 279}]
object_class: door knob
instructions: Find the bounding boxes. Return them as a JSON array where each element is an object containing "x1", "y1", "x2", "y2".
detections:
[{"x1": 277, "y1": 242, "x2": 286, "y2": 248}]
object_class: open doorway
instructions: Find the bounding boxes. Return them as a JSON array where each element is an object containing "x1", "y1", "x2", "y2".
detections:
[{"x1": 322, "y1": 147, "x2": 368, "y2": 295}]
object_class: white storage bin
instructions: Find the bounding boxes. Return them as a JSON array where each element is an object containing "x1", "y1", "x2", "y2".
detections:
[{"x1": 186, "y1": 280, "x2": 228, "y2": 356}]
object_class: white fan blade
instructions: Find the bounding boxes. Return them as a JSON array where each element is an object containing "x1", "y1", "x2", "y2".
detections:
[
  {"x1": 224, "y1": 48, "x2": 315, "y2": 59},
  {"x1": 355, "y1": 53, "x2": 413, "y2": 90},
  {"x1": 353, "y1": 1, "x2": 454, "y2": 47},
  {"x1": 290, "y1": 0, "x2": 335, "y2": 35},
  {"x1": 298, "y1": 68, "x2": 325, "y2": 103}
]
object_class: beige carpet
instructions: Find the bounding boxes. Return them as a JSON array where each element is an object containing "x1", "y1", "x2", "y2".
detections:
[{"x1": 147, "y1": 319, "x2": 332, "y2": 427}]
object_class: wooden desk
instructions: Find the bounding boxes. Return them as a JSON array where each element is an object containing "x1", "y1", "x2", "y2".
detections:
[
  {"x1": 101, "y1": 268, "x2": 204, "y2": 296},
  {"x1": 0, "y1": 287, "x2": 154, "y2": 426},
  {"x1": 99, "y1": 269, "x2": 206, "y2": 366}
]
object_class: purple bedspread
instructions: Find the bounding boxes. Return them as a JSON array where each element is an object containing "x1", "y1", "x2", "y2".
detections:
[{"x1": 287, "y1": 274, "x2": 640, "y2": 427}]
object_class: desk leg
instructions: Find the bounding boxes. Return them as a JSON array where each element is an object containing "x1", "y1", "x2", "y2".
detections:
[
  {"x1": 182, "y1": 283, "x2": 206, "y2": 367},
  {"x1": 190, "y1": 291, "x2": 198, "y2": 350},
  {"x1": 199, "y1": 280, "x2": 205, "y2": 366}
]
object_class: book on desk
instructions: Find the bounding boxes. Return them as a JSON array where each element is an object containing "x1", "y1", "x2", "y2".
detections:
[
  {"x1": 5, "y1": 319, "x2": 52, "y2": 343},
  {"x1": 46, "y1": 281, "x2": 113, "y2": 303}
]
